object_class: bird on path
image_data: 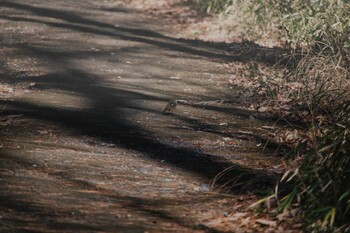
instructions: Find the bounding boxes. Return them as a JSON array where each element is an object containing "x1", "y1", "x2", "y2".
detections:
[{"x1": 162, "y1": 100, "x2": 177, "y2": 114}]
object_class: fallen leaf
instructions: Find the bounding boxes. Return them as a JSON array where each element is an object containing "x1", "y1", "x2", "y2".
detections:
[
  {"x1": 205, "y1": 218, "x2": 223, "y2": 226},
  {"x1": 239, "y1": 217, "x2": 250, "y2": 226},
  {"x1": 258, "y1": 107, "x2": 268, "y2": 112}
]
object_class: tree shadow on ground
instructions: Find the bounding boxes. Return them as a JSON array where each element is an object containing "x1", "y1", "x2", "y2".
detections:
[
  {"x1": 0, "y1": 1, "x2": 292, "y2": 65},
  {"x1": 0, "y1": 68, "x2": 279, "y2": 190},
  {"x1": 0, "y1": 0, "x2": 290, "y2": 231},
  {"x1": 0, "y1": 0, "x2": 287, "y2": 190},
  {"x1": 0, "y1": 0, "x2": 291, "y2": 190},
  {"x1": 0, "y1": 149, "x2": 224, "y2": 232}
]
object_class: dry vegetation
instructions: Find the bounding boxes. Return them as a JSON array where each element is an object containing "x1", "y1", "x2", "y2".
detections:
[{"x1": 186, "y1": 0, "x2": 350, "y2": 232}]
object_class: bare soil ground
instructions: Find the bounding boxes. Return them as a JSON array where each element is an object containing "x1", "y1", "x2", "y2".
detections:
[{"x1": 0, "y1": 0, "x2": 299, "y2": 232}]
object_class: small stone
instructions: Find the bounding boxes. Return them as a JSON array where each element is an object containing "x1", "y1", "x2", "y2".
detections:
[
  {"x1": 194, "y1": 223, "x2": 207, "y2": 230},
  {"x1": 199, "y1": 183, "x2": 209, "y2": 192}
]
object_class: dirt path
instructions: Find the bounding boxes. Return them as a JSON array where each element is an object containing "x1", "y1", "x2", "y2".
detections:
[{"x1": 0, "y1": 1, "x2": 289, "y2": 232}]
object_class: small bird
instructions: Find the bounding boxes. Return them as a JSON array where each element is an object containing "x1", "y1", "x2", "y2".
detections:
[{"x1": 162, "y1": 100, "x2": 177, "y2": 114}]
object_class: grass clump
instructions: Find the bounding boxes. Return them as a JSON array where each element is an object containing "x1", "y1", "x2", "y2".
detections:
[
  {"x1": 280, "y1": 106, "x2": 350, "y2": 232},
  {"x1": 187, "y1": 0, "x2": 350, "y2": 231},
  {"x1": 248, "y1": 1, "x2": 349, "y2": 231},
  {"x1": 247, "y1": 2, "x2": 350, "y2": 231}
]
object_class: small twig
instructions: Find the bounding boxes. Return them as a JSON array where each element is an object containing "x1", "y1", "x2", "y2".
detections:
[{"x1": 0, "y1": 114, "x2": 23, "y2": 122}]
